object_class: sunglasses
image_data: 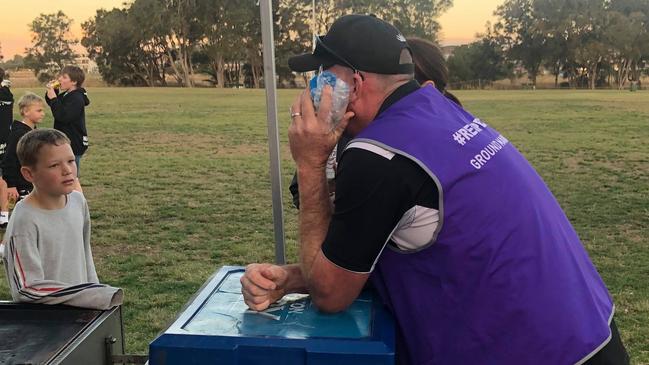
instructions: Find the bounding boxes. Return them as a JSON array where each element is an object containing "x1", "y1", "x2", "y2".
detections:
[
  {"x1": 315, "y1": 35, "x2": 365, "y2": 80},
  {"x1": 315, "y1": 35, "x2": 358, "y2": 73}
]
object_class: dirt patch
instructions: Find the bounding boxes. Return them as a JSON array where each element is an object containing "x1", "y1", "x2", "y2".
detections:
[{"x1": 564, "y1": 155, "x2": 582, "y2": 171}]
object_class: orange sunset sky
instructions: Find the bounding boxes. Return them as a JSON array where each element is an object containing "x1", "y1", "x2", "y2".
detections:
[{"x1": 0, "y1": 0, "x2": 501, "y2": 60}]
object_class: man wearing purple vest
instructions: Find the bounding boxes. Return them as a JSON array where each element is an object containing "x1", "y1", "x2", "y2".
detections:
[{"x1": 241, "y1": 14, "x2": 628, "y2": 365}]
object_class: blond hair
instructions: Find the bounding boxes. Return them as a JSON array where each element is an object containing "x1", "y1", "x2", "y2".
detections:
[
  {"x1": 17, "y1": 129, "x2": 71, "y2": 168},
  {"x1": 17, "y1": 92, "x2": 45, "y2": 117}
]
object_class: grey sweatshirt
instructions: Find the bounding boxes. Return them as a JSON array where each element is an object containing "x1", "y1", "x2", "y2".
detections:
[{"x1": 1, "y1": 191, "x2": 123, "y2": 310}]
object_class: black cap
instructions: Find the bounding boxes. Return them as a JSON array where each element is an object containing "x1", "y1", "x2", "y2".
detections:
[{"x1": 288, "y1": 14, "x2": 414, "y2": 75}]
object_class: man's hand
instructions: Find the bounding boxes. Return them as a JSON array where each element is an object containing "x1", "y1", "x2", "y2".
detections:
[
  {"x1": 240, "y1": 263, "x2": 289, "y2": 311},
  {"x1": 0, "y1": 80, "x2": 11, "y2": 88},
  {"x1": 6, "y1": 187, "x2": 18, "y2": 201},
  {"x1": 288, "y1": 85, "x2": 354, "y2": 171}
]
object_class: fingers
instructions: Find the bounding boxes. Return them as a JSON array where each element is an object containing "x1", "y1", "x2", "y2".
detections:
[
  {"x1": 290, "y1": 88, "x2": 315, "y2": 137},
  {"x1": 333, "y1": 111, "x2": 355, "y2": 139},
  {"x1": 290, "y1": 93, "x2": 302, "y2": 119},
  {"x1": 262, "y1": 265, "x2": 287, "y2": 284},
  {"x1": 243, "y1": 264, "x2": 277, "y2": 291},
  {"x1": 241, "y1": 264, "x2": 279, "y2": 311},
  {"x1": 262, "y1": 265, "x2": 279, "y2": 280},
  {"x1": 289, "y1": 91, "x2": 305, "y2": 137},
  {"x1": 241, "y1": 278, "x2": 268, "y2": 304},
  {"x1": 241, "y1": 277, "x2": 271, "y2": 311},
  {"x1": 244, "y1": 297, "x2": 270, "y2": 312},
  {"x1": 240, "y1": 275, "x2": 269, "y2": 297},
  {"x1": 299, "y1": 87, "x2": 316, "y2": 123},
  {"x1": 241, "y1": 284, "x2": 271, "y2": 311}
]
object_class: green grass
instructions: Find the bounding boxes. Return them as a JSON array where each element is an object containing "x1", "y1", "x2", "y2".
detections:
[{"x1": 1, "y1": 88, "x2": 647, "y2": 363}]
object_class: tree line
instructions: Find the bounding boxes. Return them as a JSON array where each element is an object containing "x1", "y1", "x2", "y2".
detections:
[
  {"x1": 3, "y1": 0, "x2": 450, "y2": 87},
  {"x1": 2, "y1": 0, "x2": 647, "y2": 89},
  {"x1": 447, "y1": 0, "x2": 649, "y2": 89}
]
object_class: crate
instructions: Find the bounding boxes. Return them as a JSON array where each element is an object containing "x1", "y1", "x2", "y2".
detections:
[{"x1": 149, "y1": 266, "x2": 395, "y2": 365}]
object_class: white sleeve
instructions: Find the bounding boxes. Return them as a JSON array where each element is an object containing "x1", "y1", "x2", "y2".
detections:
[
  {"x1": 4, "y1": 232, "x2": 123, "y2": 310},
  {"x1": 82, "y1": 197, "x2": 99, "y2": 283}
]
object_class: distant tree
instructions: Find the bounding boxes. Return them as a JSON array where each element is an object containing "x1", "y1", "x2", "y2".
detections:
[
  {"x1": 274, "y1": 0, "x2": 313, "y2": 86},
  {"x1": 447, "y1": 36, "x2": 511, "y2": 86},
  {"x1": 532, "y1": 0, "x2": 588, "y2": 87},
  {"x1": 82, "y1": 8, "x2": 165, "y2": 86},
  {"x1": 240, "y1": 1, "x2": 264, "y2": 88},
  {"x1": 194, "y1": 0, "x2": 265, "y2": 88},
  {"x1": 128, "y1": 0, "x2": 176, "y2": 85},
  {"x1": 161, "y1": 0, "x2": 204, "y2": 87},
  {"x1": 534, "y1": 0, "x2": 570, "y2": 87},
  {"x1": 310, "y1": 0, "x2": 452, "y2": 41},
  {"x1": 495, "y1": 0, "x2": 645, "y2": 89},
  {"x1": 363, "y1": 0, "x2": 453, "y2": 41},
  {"x1": 2, "y1": 55, "x2": 25, "y2": 70},
  {"x1": 80, "y1": 0, "x2": 454, "y2": 88},
  {"x1": 24, "y1": 11, "x2": 78, "y2": 82},
  {"x1": 570, "y1": 0, "x2": 608, "y2": 89},
  {"x1": 494, "y1": 0, "x2": 548, "y2": 86},
  {"x1": 447, "y1": 45, "x2": 474, "y2": 83},
  {"x1": 605, "y1": 0, "x2": 649, "y2": 88},
  {"x1": 195, "y1": 0, "x2": 245, "y2": 87}
]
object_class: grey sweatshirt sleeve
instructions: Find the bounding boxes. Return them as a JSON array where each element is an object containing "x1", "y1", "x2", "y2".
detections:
[
  {"x1": 82, "y1": 197, "x2": 100, "y2": 283},
  {"x1": 2, "y1": 216, "x2": 123, "y2": 310}
]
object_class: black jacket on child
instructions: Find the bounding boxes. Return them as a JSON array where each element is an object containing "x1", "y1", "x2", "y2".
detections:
[
  {"x1": 45, "y1": 88, "x2": 90, "y2": 156},
  {"x1": 1, "y1": 121, "x2": 33, "y2": 192},
  {"x1": 0, "y1": 85, "x2": 13, "y2": 159}
]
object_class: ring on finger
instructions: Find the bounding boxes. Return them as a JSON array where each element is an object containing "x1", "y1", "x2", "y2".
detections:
[{"x1": 290, "y1": 109, "x2": 302, "y2": 118}]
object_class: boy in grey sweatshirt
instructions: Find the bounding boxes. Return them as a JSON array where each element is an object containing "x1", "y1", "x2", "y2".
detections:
[{"x1": 1, "y1": 128, "x2": 122, "y2": 310}]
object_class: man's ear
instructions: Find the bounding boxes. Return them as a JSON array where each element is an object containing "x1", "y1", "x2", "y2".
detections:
[
  {"x1": 422, "y1": 80, "x2": 436, "y2": 88},
  {"x1": 21, "y1": 166, "x2": 35, "y2": 183},
  {"x1": 349, "y1": 72, "x2": 364, "y2": 103}
]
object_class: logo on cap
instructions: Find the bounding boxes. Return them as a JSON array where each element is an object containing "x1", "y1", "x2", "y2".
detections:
[{"x1": 396, "y1": 34, "x2": 406, "y2": 42}]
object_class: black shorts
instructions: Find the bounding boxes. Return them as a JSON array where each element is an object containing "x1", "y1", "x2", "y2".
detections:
[{"x1": 583, "y1": 319, "x2": 630, "y2": 365}]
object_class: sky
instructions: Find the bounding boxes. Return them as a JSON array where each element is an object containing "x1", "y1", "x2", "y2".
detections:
[
  {"x1": 438, "y1": 0, "x2": 500, "y2": 45},
  {"x1": 0, "y1": 0, "x2": 502, "y2": 60}
]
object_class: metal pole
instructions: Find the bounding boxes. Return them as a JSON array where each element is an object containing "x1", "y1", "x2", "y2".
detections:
[
  {"x1": 259, "y1": 0, "x2": 286, "y2": 265},
  {"x1": 312, "y1": 0, "x2": 317, "y2": 50}
]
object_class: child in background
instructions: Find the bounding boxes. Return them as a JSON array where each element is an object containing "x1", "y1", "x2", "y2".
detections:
[
  {"x1": 1, "y1": 93, "x2": 44, "y2": 202},
  {"x1": 0, "y1": 68, "x2": 13, "y2": 227},
  {"x1": 1, "y1": 129, "x2": 122, "y2": 310},
  {"x1": 45, "y1": 65, "x2": 90, "y2": 175}
]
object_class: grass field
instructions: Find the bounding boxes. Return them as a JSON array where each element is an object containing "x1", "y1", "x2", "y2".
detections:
[{"x1": 0, "y1": 87, "x2": 647, "y2": 363}]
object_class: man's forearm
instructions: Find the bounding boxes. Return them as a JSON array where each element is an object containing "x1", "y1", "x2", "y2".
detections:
[
  {"x1": 297, "y1": 165, "x2": 332, "y2": 284},
  {"x1": 280, "y1": 264, "x2": 309, "y2": 295}
]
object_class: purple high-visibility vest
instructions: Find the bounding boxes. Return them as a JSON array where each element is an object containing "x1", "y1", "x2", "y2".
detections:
[{"x1": 353, "y1": 86, "x2": 613, "y2": 365}]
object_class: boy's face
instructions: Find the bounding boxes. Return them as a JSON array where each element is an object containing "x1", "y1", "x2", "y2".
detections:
[
  {"x1": 57, "y1": 73, "x2": 77, "y2": 91},
  {"x1": 22, "y1": 143, "x2": 77, "y2": 196},
  {"x1": 22, "y1": 102, "x2": 45, "y2": 124}
]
